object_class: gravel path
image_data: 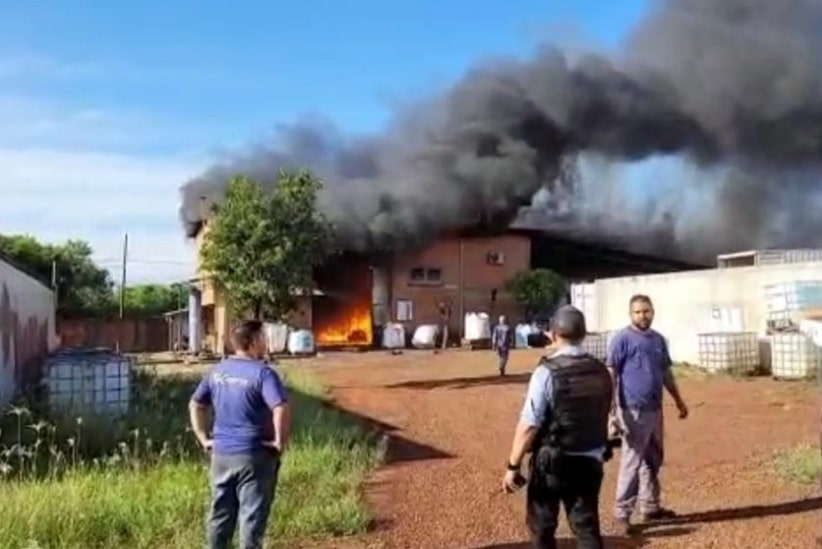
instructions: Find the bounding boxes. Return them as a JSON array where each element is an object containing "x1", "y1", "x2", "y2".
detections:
[{"x1": 304, "y1": 349, "x2": 820, "y2": 549}]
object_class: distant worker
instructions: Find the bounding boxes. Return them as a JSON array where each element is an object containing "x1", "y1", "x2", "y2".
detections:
[
  {"x1": 491, "y1": 314, "x2": 514, "y2": 376},
  {"x1": 437, "y1": 300, "x2": 452, "y2": 351},
  {"x1": 608, "y1": 294, "x2": 688, "y2": 535},
  {"x1": 189, "y1": 320, "x2": 292, "y2": 549},
  {"x1": 502, "y1": 305, "x2": 613, "y2": 549}
]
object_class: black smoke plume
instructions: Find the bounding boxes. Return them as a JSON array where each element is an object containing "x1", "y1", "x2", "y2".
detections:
[{"x1": 179, "y1": 0, "x2": 822, "y2": 262}]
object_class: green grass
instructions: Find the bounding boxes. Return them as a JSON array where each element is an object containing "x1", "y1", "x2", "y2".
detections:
[
  {"x1": 774, "y1": 444, "x2": 822, "y2": 486},
  {"x1": 0, "y1": 366, "x2": 383, "y2": 549}
]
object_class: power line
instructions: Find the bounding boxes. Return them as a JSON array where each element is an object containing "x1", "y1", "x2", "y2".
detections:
[{"x1": 95, "y1": 258, "x2": 192, "y2": 265}]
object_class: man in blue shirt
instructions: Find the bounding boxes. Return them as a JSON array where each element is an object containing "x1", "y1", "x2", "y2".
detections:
[
  {"x1": 491, "y1": 315, "x2": 514, "y2": 376},
  {"x1": 608, "y1": 294, "x2": 688, "y2": 536},
  {"x1": 189, "y1": 319, "x2": 292, "y2": 549},
  {"x1": 502, "y1": 306, "x2": 613, "y2": 549}
]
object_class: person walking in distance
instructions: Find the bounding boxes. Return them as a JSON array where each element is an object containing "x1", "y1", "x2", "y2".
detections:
[
  {"x1": 502, "y1": 306, "x2": 614, "y2": 549},
  {"x1": 189, "y1": 320, "x2": 292, "y2": 549},
  {"x1": 437, "y1": 300, "x2": 452, "y2": 351},
  {"x1": 609, "y1": 294, "x2": 688, "y2": 535},
  {"x1": 491, "y1": 314, "x2": 514, "y2": 376}
]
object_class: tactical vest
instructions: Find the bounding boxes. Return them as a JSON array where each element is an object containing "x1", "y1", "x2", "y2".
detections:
[{"x1": 534, "y1": 353, "x2": 612, "y2": 453}]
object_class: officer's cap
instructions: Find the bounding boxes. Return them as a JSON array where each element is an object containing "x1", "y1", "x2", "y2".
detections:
[{"x1": 550, "y1": 305, "x2": 587, "y2": 341}]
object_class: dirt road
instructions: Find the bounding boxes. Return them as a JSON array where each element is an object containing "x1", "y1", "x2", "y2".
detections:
[{"x1": 304, "y1": 349, "x2": 819, "y2": 549}]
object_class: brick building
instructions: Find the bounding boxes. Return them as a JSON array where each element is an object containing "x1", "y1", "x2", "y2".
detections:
[
  {"x1": 189, "y1": 224, "x2": 534, "y2": 354},
  {"x1": 187, "y1": 219, "x2": 705, "y2": 355}
]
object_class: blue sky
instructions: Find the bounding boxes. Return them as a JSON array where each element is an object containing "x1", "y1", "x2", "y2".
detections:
[{"x1": 0, "y1": 0, "x2": 650, "y2": 283}]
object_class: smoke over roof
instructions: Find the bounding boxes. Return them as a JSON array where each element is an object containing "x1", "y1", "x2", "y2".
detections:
[{"x1": 179, "y1": 0, "x2": 822, "y2": 262}]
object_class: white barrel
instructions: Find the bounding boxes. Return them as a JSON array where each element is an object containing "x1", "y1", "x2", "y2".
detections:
[
  {"x1": 288, "y1": 330, "x2": 315, "y2": 355},
  {"x1": 411, "y1": 324, "x2": 439, "y2": 348},
  {"x1": 381, "y1": 323, "x2": 406, "y2": 349}
]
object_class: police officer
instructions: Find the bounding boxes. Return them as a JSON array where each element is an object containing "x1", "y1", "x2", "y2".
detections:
[{"x1": 502, "y1": 305, "x2": 613, "y2": 549}]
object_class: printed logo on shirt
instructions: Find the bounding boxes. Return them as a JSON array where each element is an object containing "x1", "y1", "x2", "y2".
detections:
[{"x1": 212, "y1": 372, "x2": 252, "y2": 387}]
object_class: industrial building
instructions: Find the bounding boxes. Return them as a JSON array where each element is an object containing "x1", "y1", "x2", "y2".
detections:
[
  {"x1": 573, "y1": 249, "x2": 822, "y2": 366},
  {"x1": 185, "y1": 216, "x2": 705, "y2": 356}
]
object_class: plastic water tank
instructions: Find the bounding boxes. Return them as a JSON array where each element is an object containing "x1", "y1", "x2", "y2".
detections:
[
  {"x1": 412, "y1": 325, "x2": 439, "y2": 348},
  {"x1": 45, "y1": 348, "x2": 132, "y2": 416},
  {"x1": 263, "y1": 322, "x2": 290, "y2": 354},
  {"x1": 770, "y1": 332, "x2": 822, "y2": 380},
  {"x1": 288, "y1": 330, "x2": 315, "y2": 355},
  {"x1": 581, "y1": 332, "x2": 610, "y2": 361},
  {"x1": 697, "y1": 332, "x2": 759, "y2": 375},
  {"x1": 515, "y1": 323, "x2": 537, "y2": 348},
  {"x1": 464, "y1": 312, "x2": 491, "y2": 341},
  {"x1": 381, "y1": 323, "x2": 406, "y2": 349}
]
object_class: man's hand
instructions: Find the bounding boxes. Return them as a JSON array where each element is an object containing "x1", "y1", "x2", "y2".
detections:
[
  {"x1": 263, "y1": 440, "x2": 284, "y2": 454},
  {"x1": 502, "y1": 469, "x2": 526, "y2": 493},
  {"x1": 676, "y1": 400, "x2": 689, "y2": 419}
]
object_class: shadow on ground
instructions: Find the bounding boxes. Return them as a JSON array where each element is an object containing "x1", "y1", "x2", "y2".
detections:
[
  {"x1": 474, "y1": 526, "x2": 695, "y2": 548},
  {"x1": 642, "y1": 496, "x2": 822, "y2": 528},
  {"x1": 319, "y1": 399, "x2": 454, "y2": 464},
  {"x1": 385, "y1": 373, "x2": 531, "y2": 390}
]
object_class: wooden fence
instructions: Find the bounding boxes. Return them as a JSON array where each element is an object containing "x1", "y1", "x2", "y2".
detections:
[{"x1": 57, "y1": 317, "x2": 168, "y2": 353}]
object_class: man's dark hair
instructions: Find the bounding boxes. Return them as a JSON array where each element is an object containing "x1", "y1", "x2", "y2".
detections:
[
  {"x1": 629, "y1": 294, "x2": 653, "y2": 308},
  {"x1": 231, "y1": 319, "x2": 264, "y2": 351},
  {"x1": 550, "y1": 305, "x2": 587, "y2": 343}
]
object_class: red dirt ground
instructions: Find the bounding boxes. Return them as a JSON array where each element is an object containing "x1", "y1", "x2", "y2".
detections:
[{"x1": 295, "y1": 349, "x2": 820, "y2": 549}]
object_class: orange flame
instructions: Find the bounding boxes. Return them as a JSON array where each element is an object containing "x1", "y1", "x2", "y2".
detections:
[{"x1": 315, "y1": 305, "x2": 373, "y2": 346}]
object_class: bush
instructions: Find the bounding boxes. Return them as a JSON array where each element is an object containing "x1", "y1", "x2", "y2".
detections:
[{"x1": 0, "y1": 366, "x2": 382, "y2": 548}]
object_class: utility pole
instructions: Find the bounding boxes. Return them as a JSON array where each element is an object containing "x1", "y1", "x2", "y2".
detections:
[
  {"x1": 116, "y1": 233, "x2": 128, "y2": 354},
  {"x1": 119, "y1": 233, "x2": 129, "y2": 319},
  {"x1": 51, "y1": 260, "x2": 58, "y2": 311}
]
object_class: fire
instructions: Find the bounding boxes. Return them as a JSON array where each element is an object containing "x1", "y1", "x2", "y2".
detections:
[{"x1": 315, "y1": 305, "x2": 373, "y2": 346}]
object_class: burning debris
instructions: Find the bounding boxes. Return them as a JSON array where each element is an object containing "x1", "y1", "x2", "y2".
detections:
[
  {"x1": 179, "y1": 0, "x2": 822, "y2": 261},
  {"x1": 311, "y1": 254, "x2": 375, "y2": 348},
  {"x1": 313, "y1": 302, "x2": 373, "y2": 347}
]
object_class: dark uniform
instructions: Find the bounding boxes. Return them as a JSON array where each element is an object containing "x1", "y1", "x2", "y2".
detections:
[{"x1": 517, "y1": 307, "x2": 614, "y2": 549}]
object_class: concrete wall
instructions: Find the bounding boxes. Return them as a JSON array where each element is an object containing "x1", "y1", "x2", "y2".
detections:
[
  {"x1": 575, "y1": 261, "x2": 822, "y2": 364},
  {"x1": 390, "y1": 234, "x2": 531, "y2": 337},
  {"x1": 0, "y1": 258, "x2": 56, "y2": 407}
]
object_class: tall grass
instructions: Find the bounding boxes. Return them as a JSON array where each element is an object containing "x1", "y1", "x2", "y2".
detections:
[{"x1": 0, "y1": 365, "x2": 383, "y2": 549}]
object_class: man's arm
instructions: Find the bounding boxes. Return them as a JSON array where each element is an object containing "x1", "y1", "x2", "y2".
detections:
[
  {"x1": 189, "y1": 375, "x2": 213, "y2": 447},
  {"x1": 605, "y1": 335, "x2": 624, "y2": 412},
  {"x1": 660, "y1": 338, "x2": 686, "y2": 407},
  {"x1": 506, "y1": 367, "x2": 551, "y2": 468},
  {"x1": 261, "y1": 367, "x2": 291, "y2": 451}
]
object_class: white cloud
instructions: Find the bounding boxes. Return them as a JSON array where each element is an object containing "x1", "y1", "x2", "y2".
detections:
[
  {"x1": 0, "y1": 146, "x2": 206, "y2": 284},
  {"x1": 0, "y1": 53, "x2": 98, "y2": 81},
  {"x1": 0, "y1": 94, "x2": 214, "y2": 151}
]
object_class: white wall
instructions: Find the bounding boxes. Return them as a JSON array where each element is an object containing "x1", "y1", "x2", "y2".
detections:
[
  {"x1": 574, "y1": 261, "x2": 822, "y2": 364},
  {"x1": 0, "y1": 258, "x2": 57, "y2": 407}
]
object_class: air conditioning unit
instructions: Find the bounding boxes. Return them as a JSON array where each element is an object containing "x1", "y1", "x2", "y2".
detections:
[{"x1": 486, "y1": 251, "x2": 505, "y2": 265}]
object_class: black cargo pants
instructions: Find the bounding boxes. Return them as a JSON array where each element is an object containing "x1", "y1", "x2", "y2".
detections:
[{"x1": 526, "y1": 449, "x2": 604, "y2": 549}]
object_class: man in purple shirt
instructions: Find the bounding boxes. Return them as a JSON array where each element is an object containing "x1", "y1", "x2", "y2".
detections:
[
  {"x1": 189, "y1": 320, "x2": 292, "y2": 549},
  {"x1": 607, "y1": 295, "x2": 688, "y2": 536}
]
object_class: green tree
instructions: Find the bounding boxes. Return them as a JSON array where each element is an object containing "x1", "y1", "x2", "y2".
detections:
[
  {"x1": 200, "y1": 171, "x2": 335, "y2": 320},
  {"x1": 0, "y1": 234, "x2": 113, "y2": 316},
  {"x1": 116, "y1": 283, "x2": 187, "y2": 316},
  {"x1": 505, "y1": 268, "x2": 566, "y2": 321}
]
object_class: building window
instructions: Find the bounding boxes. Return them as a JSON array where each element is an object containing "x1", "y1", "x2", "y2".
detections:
[
  {"x1": 408, "y1": 266, "x2": 443, "y2": 285},
  {"x1": 486, "y1": 251, "x2": 505, "y2": 266},
  {"x1": 396, "y1": 299, "x2": 414, "y2": 322},
  {"x1": 409, "y1": 267, "x2": 426, "y2": 282}
]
